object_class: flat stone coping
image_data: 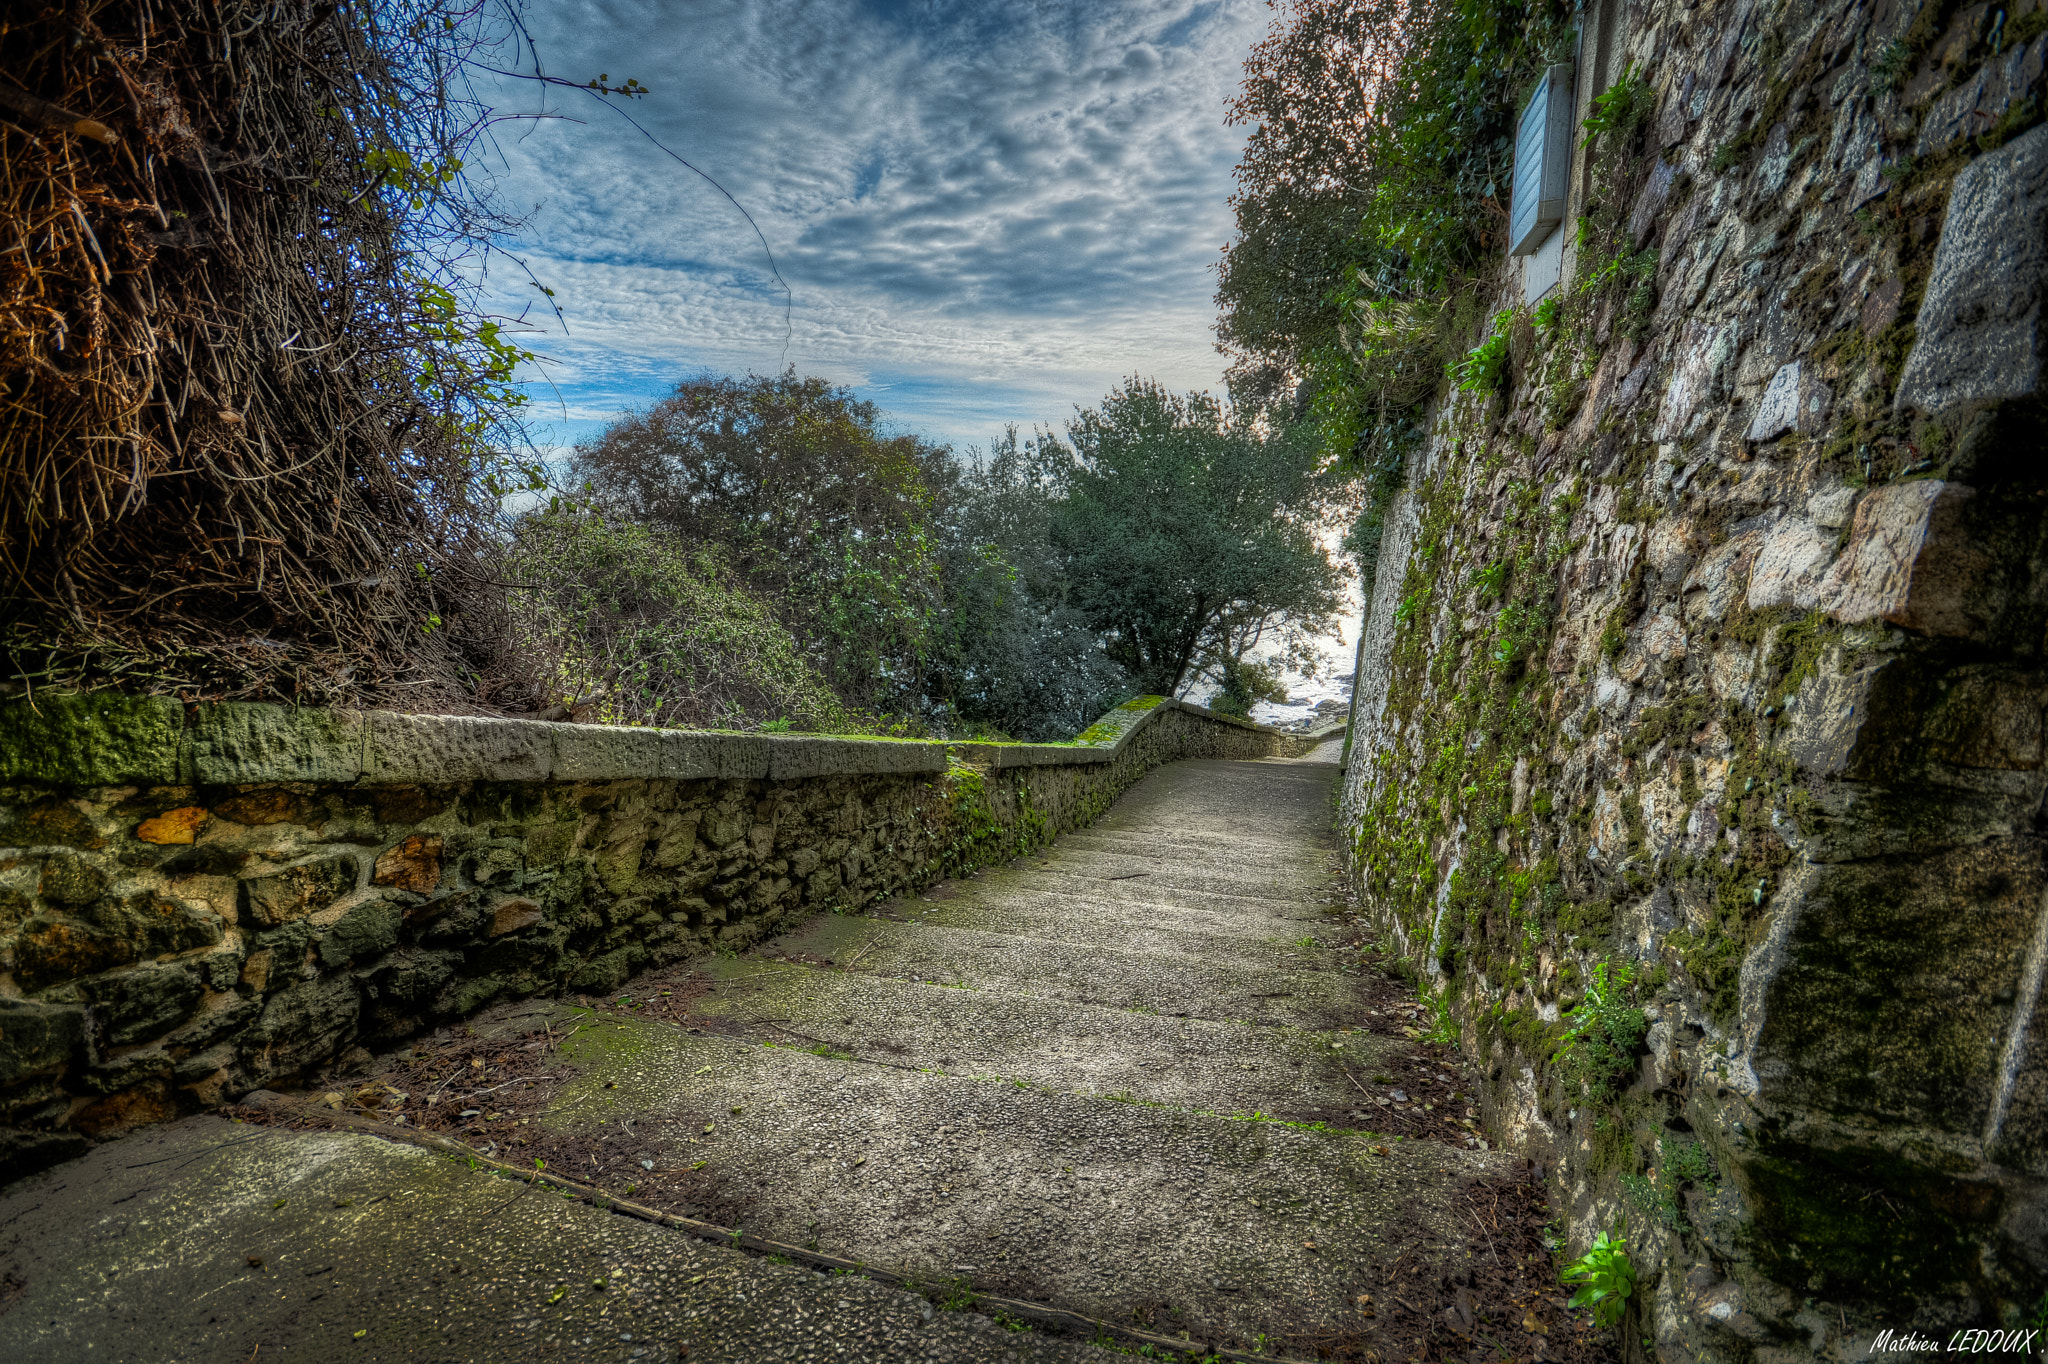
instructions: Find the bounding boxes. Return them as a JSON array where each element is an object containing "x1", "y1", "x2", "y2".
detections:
[{"x1": 0, "y1": 692, "x2": 1293, "y2": 788}]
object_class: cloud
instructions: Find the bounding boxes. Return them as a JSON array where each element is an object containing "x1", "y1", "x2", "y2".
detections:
[{"x1": 472, "y1": 0, "x2": 1264, "y2": 448}]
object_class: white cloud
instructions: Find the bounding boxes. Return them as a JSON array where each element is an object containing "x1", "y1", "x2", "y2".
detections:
[{"x1": 473, "y1": 0, "x2": 1264, "y2": 449}]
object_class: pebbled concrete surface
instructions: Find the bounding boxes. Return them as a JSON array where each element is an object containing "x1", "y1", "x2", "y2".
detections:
[{"x1": 0, "y1": 1118, "x2": 1095, "y2": 1363}]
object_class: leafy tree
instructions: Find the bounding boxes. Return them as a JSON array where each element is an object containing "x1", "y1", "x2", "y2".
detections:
[
  {"x1": 924, "y1": 429, "x2": 1133, "y2": 741},
  {"x1": 1041, "y1": 379, "x2": 1350, "y2": 698},
  {"x1": 570, "y1": 370, "x2": 949, "y2": 719},
  {"x1": 1219, "y1": 0, "x2": 1575, "y2": 433}
]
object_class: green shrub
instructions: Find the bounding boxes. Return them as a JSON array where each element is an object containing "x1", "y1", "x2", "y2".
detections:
[
  {"x1": 1554, "y1": 960, "x2": 1647, "y2": 1101},
  {"x1": 1561, "y1": 1229, "x2": 1636, "y2": 1328}
]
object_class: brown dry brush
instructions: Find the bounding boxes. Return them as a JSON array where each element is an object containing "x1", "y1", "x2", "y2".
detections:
[{"x1": 0, "y1": 0, "x2": 534, "y2": 706}]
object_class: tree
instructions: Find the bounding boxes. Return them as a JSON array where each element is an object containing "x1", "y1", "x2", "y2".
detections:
[
  {"x1": 570, "y1": 370, "x2": 950, "y2": 719},
  {"x1": 924, "y1": 429, "x2": 1133, "y2": 741},
  {"x1": 1043, "y1": 379, "x2": 1350, "y2": 698}
]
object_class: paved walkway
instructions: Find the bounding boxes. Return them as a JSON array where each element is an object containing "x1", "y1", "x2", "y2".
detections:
[{"x1": 0, "y1": 754, "x2": 1504, "y2": 1362}]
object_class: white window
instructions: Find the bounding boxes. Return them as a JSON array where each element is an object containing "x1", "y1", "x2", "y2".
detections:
[{"x1": 1510, "y1": 63, "x2": 1576, "y2": 257}]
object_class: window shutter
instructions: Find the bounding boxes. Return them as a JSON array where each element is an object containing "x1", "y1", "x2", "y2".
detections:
[{"x1": 1509, "y1": 63, "x2": 1576, "y2": 257}]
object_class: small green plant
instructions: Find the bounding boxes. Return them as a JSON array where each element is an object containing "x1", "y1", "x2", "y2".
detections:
[
  {"x1": 1533, "y1": 296, "x2": 1560, "y2": 330},
  {"x1": 990, "y1": 1309, "x2": 1032, "y2": 1333},
  {"x1": 1872, "y1": 37, "x2": 1913, "y2": 94},
  {"x1": 1450, "y1": 310, "x2": 1513, "y2": 392},
  {"x1": 1421, "y1": 980, "x2": 1460, "y2": 1047},
  {"x1": 1554, "y1": 960, "x2": 1646, "y2": 1100},
  {"x1": 1661, "y1": 1134, "x2": 1717, "y2": 1189},
  {"x1": 1581, "y1": 64, "x2": 1651, "y2": 148},
  {"x1": 1562, "y1": 1229, "x2": 1636, "y2": 1327},
  {"x1": 1472, "y1": 560, "x2": 1507, "y2": 598},
  {"x1": 760, "y1": 717, "x2": 793, "y2": 732}
]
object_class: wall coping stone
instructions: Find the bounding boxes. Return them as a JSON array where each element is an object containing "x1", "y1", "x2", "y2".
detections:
[{"x1": 0, "y1": 691, "x2": 1291, "y2": 789}]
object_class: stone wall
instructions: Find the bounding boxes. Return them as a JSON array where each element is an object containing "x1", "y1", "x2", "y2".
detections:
[
  {"x1": 1338, "y1": 0, "x2": 2047, "y2": 1350},
  {"x1": 0, "y1": 692, "x2": 1301, "y2": 1177}
]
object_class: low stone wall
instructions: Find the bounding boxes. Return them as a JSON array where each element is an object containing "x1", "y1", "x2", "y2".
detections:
[{"x1": 0, "y1": 692, "x2": 1303, "y2": 1176}]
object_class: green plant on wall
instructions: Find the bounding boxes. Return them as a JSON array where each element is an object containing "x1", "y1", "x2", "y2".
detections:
[
  {"x1": 1553, "y1": 960, "x2": 1646, "y2": 1102},
  {"x1": 1561, "y1": 1228, "x2": 1636, "y2": 1328},
  {"x1": 1450, "y1": 310, "x2": 1514, "y2": 392}
]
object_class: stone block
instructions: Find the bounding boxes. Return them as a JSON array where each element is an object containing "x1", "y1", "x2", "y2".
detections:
[
  {"x1": 1811, "y1": 481, "x2": 1996, "y2": 637},
  {"x1": 89, "y1": 963, "x2": 204, "y2": 1047},
  {"x1": 38, "y1": 854, "x2": 108, "y2": 908},
  {"x1": 765, "y1": 737, "x2": 947, "y2": 781},
  {"x1": 0, "y1": 998, "x2": 84, "y2": 1086},
  {"x1": 659, "y1": 731, "x2": 771, "y2": 781},
  {"x1": 1745, "y1": 516, "x2": 1836, "y2": 610},
  {"x1": 1895, "y1": 123, "x2": 2048, "y2": 416},
  {"x1": 1745, "y1": 361, "x2": 1833, "y2": 442},
  {"x1": 363, "y1": 711, "x2": 551, "y2": 784},
  {"x1": 242, "y1": 974, "x2": 360, "y2": 1079},
  {"x1": 371, "y1": 834, "x2": 443, "y2": 894},
  {"x1": 1628, "y1": 158, "x2": 1679, "y2": 247},
  {"x1": 134, "y1": 806, "x2": 208, "y2": 845},
  {"x1": 241, "y1": 854, "x2": 361, "y2": 928},
  {"x1": 489, "y1": 897, "x2": 544, "y2": 937},
  {"x1": 0, "y1": 1127, "x2": 90, "y2": 1184},
  {"x1": 12, "y1": 917, "x2": 140, "y2": 993},
  {"x1": 549, "y1": 723, "x2": 668, "y2": 781},
  {"x1": 368, "y1": 948, "x2": 462, "y2": 1006},
  {"x1": 186, "y1": 703, "x2": 364, "y2": 785},
  {"x1": 316, "y1": 896, "x2": 405, "y2": 969},
  {"x1": 0, "y1": 692, "x2": 186, "y2": 787},
  {"x1": 1914, "y1": 39, "x2": 2045, "y2": 158}
]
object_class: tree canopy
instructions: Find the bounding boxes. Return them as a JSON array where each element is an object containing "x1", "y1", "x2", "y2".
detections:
[
  {"x1": 1043, "y1": 379, "x2": 1350, "y2": 698},
  {"x1": 570, "y1": 370, "x2": 950, "y2": 718}
]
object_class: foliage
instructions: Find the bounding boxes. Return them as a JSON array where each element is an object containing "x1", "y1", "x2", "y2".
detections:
[
  {"x1": 0, "y1": 0, "x2": 558, "y2": 704},
  {"x1": 1451, "y1": 310, "x2": 1515, "y2": 392},
  {"x1": 923, "y1": 428, "x2": 1134, "y2": 741},
  {"x1": 571, "y1": 370, "x2": 949, "y2": 721},
  {"x1": 1580, "y1": 64, "x2": 1652, "y2": 150},
  {"x1": 1041, "y1": 379, "x2": 1352, "y2": 697},
  {"x1": 1554, "y1": 961, "x2": 1647, "y2": 1101},
  {"x1": 1208, "y1": 657, "x2": 1291, "y2": 719},
  {"x1": 1561, "y1": 1229, "x2": 1636, "y2": 1328},
  {"x1": 1220, "y1": 0, "x2": 1573, "y2": 471},
  {"x1": 493, "y1": 510, "x2": 863, "y2": 733}
]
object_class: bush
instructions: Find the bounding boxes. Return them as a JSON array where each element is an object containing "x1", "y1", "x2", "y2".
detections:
[{"x1": 491, "y1": 511, "x2": 864, "y2": 734}]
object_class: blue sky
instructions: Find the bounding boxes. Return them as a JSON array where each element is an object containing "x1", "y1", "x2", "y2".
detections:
[{"x1": 473, "y1": 0, "x2": 1272, "y2": 456}]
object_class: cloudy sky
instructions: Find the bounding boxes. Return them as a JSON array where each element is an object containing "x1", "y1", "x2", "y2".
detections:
[{"x1": 473, "y1": 0, "x2": 1272, "y2": 456}]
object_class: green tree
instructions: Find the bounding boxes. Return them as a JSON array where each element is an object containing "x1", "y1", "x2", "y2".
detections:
[
  {"x1": 1042, "y1": 379, "x2": 1349, "y2": 698},
  {"x1": 570, "y1": 370, "x2": 949, "y2": 719},
  {"x1": 924, "y1": 428, "x2": 1133, "y2": 740}
]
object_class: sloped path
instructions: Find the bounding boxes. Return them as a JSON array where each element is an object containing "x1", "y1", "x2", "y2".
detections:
[{"x1": 0, "y1": 753, "x2": 1512, "y2": 1363}]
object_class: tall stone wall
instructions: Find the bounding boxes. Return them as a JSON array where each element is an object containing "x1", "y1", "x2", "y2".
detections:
[
  {"x1": 1339, "y1": 0, "x2": 2047, "y2": 1350},
  {"x1": 0, "y1": 693, "x2": 1299, "y2": 1178}
]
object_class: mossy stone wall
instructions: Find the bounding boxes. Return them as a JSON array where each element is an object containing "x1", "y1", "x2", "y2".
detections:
[
  {"x1": 1337, "y1": 0, "x2": 2048, "y2": 1348},
  {"x1": 0, "y1": 693, "x2": 1300, "y2": 1177}
]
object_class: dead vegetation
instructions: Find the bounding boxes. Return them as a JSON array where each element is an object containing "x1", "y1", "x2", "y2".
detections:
[{"x1": 1, "y1": 1, "x2": 531, "y2": 705}]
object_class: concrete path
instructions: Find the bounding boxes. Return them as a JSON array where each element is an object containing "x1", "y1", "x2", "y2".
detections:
[{"x1": 0, "y1": 754, "x2": 1508, "y2": 1362}]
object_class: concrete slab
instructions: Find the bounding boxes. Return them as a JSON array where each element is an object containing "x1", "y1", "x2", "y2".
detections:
[{"x1": 0, "y1": 1116, "x2": 1097, "y2": 1363}]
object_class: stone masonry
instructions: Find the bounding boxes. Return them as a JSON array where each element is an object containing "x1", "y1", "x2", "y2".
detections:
[
  {"x1": 0, "y1": 692, "x2": 1305, "y2": 1179},
  {"x1": 1338, "y1": 0, "x2": 2048, "y2": 1352}
]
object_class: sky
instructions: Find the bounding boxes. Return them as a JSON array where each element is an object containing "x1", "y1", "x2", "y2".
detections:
[{"x1": 471, "y1": 0, "x2": 1274, "y2": 456}]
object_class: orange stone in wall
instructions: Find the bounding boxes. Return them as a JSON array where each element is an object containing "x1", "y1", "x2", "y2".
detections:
[
  {"x1": 372, "y1": 833, "x2": 443, "y2": 894},
  {"x1": 135, "y1": 806, "x2": 208, "y2": 844}
]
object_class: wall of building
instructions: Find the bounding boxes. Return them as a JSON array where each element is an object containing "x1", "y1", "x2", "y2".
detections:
[
  {"x1": 0, "y1": 693, "x2": 1302, "y2": 1177},
  {"x1": 1340, "y1": 0, "x2": 2047, "y2": 1349}
]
